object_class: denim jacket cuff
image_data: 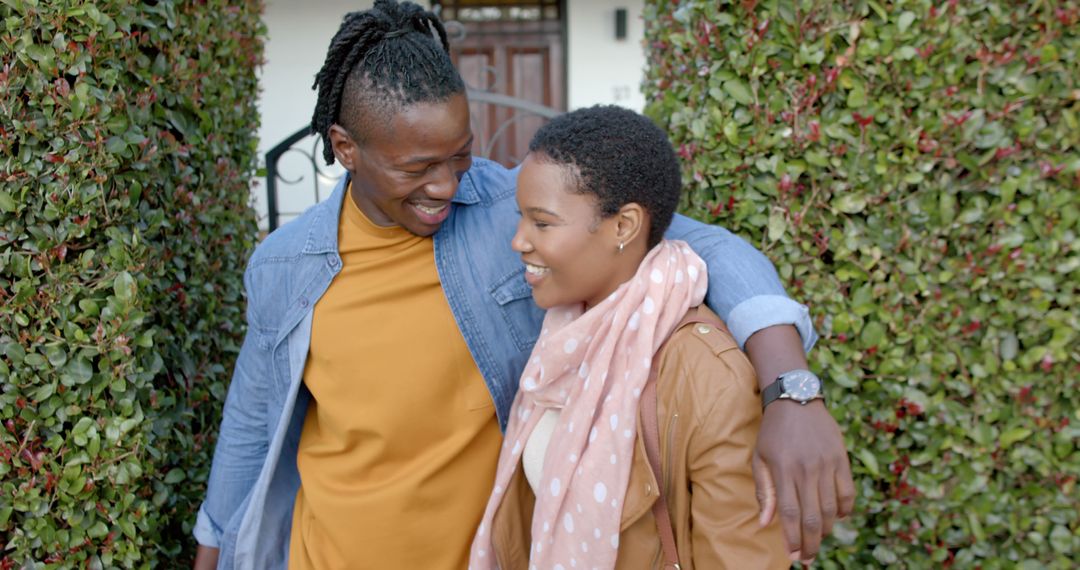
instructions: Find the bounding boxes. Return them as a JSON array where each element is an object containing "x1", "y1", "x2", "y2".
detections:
[
  {"x1": 194, "y1": 504, "x2": 223, "y2": 548},
  {"x1": 727, "y1": 294, "x2": 818, "y2": 352}
]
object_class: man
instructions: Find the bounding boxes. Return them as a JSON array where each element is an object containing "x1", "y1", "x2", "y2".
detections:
[{"x1": 194, "y1": 1, "x2": 853, "y2": 568}]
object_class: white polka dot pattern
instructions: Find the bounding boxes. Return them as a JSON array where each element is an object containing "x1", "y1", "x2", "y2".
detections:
[{"x1": 468, "y1": 240, "x2": 707, "y2": 568}]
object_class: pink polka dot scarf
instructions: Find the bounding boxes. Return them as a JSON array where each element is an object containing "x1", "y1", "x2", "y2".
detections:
[{"x1": 469, "y1": 240, "x2": 708, "y2": 569}]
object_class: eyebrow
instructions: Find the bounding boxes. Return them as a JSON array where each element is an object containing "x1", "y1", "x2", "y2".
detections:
[
  {"x1": 524, "y1": 206, "x2": 562, "y2": 220},
  {"x1": 398, "y1": 136, "x2": 474, "y2": 167}
]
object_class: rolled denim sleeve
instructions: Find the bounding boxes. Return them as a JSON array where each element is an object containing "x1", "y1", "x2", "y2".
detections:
[
  {"x1": 666, "y1": 214, "x2": 817, "y2": 352},
  {"x1": 194, "y1": 265, "x2": 274, "y2": 547}
]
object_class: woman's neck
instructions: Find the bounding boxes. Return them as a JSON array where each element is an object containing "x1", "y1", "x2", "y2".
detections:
[{"x1": 584, "y1": 248, "x2": 649, "y2": 311}]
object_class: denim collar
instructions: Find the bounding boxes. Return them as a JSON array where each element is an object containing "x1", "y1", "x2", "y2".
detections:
[{"x1": 300, "y1": 167, "x2": 483, "y2": 256}]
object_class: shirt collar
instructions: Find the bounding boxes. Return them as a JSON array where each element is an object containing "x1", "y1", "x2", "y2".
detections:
[{"x1": 301, "y1": 167, "x2": 483, "y2": 255}]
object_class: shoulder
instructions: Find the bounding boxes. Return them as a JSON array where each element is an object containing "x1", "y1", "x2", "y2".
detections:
[
  {"x1": 662, "y1": 306, "x2": 743, "y2": 368},
  {"x1": 249, "y1": 198, "x2": 333, "y2": 268},
  {"x1": 461, "y1": 157, "x2": 519, "y2": 203},
  {"x1": 657, "y1": 306, "x2": 759, "y2": 419}
]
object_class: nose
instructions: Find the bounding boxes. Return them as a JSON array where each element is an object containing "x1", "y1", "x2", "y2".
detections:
[
  {"x1": 426, "y1": 161, "x2": 459, "y2": 201},
  {"x1": 510, "y1": 217, "x2": 531, "y2": 254}
]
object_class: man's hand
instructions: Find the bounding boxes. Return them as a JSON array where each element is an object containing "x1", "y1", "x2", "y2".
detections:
[
  {"x1": 743, "y1": 324, "x2": 855, "y2": 565},
  {"x1": 753, "y1": 400, "x2": 854, "y2": 565},
  {"x1": 193, "y1": 545, "x2": 220, "y2": 570}
]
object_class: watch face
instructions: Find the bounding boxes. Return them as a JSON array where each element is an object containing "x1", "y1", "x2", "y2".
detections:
[{"x1": 781, "y1": 370, "x2": 821, "y2": 401}]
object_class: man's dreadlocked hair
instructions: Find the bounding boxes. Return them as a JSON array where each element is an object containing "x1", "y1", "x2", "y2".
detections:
[{"x1": 311, "y1": 0, "x2": 465, "y2": 165}]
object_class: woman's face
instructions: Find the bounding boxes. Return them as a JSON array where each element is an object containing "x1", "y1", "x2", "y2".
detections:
[{"x1": 511, "y1": 155, "x2": 631, "y2": 310}]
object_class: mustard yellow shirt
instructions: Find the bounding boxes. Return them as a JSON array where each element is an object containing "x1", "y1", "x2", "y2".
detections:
[{"x1": 289, "y1": 189, "x2": 501, "y2": 569}]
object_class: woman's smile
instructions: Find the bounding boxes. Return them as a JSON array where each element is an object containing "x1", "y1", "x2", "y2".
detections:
[{"x1": 523, "y1": 261, "x2": 550, "y2": 285}]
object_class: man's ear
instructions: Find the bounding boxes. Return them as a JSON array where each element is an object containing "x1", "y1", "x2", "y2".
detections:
[
  {"x1": 327, "y1": 124, "x2": 359, "y2": 171},
  {"x1": 613, "y1": 202, "x2": 648, "y2": 247}
]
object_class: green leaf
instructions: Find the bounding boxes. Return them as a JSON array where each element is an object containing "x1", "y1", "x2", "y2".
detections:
[
  {"x1": 1049, "y1": 525, "x2": 1072, "y2": 553},
  {"x1": 767, "y1": 209, "x2": 787, "y2": 241},
  {"x1": 31, "y1": 382, "x2": 56, "y2": 402},
  {"x1": 164, "y1": 468, "x2": 186, "y2": 484},
  {"x1": 860, "y1": 321, "x2": 886, "y2": 347},
  {"x1": 857, "y1": 448, "x2": 880, "y2": 477},
  {"x1": 105, "y1": 136, "x2": 127, "y2": 154},
  {"x1": 73, "y1": 417, "x2": 95, "y2": 436},
  {"x1": 45, "y1": 345, "x2": 68, "y2": 367},
  {"x1": 64, "y1": 357, "x2": 94, "y2": 385},
  {"x1": 897, "y1": 11, "x2": 916, "y2": 33},
  {"x1": 723, "y1": 79, "x2": 753, "y2": 105},
  {"x1": 87, "y1": 521, "x2": 109, "y2": 539},
  {"x1": 24, "y1": 352, "x2": 47, "y2": 368},
  {"x1": 834, "y1": 193, "x2": 867, "y2": 214},
  {"x1": 846, "y1": 80, "x2": 867, "y2": 108},
  {"x1": 974, "y1": 122, "x2": 1006, "y2": 149},
  {"x1": 1000, "y1": 428, "x2": 1032, "y2": 448},
  {"x1": 113, "y1": 271, "x2": 136, "y2": 302},
  {"x1": 0, "y1": 190, "x2": 15, "y2": 212},
  {"x1": 806, "y1": 150, "x2": 828, "y2": 167}
]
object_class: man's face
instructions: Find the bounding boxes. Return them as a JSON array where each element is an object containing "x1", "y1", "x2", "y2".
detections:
[{"x1": 331, "y1": 93, "x2": 473, "y2": 237}]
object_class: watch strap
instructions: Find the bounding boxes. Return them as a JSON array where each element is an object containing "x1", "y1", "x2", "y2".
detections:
[{"x1": 761, "y1": 378, "x2": 785, "y2": 410}]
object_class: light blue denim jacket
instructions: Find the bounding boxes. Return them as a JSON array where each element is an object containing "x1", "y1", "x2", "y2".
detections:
[{"x1": 194, "y1": 158, "x2": 816, "y2": 569}]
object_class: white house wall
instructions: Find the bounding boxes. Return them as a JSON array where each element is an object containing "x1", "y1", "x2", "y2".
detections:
[
  {"x1": 255, "y1": 0, "x2": 647, "y2": 229},
  {"x1": 566, "y1": 0, "x2": 648, "y2": 112}
]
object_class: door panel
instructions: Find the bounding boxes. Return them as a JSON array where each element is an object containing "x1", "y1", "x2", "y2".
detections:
[{"x1": 439, "y1": 0, "x2": 565, "y2": 166}]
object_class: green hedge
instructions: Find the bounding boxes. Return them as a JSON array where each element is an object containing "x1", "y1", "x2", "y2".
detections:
[
  {"x1": 0, "y1": 0, "x2": 263, "y2": 566},
  {"x1": 644, "y1": 0, "x2": 1077, "y2": 567}
]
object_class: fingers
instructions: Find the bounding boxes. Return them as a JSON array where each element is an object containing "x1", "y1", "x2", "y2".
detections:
[
  {"x1": 835, "y1": 451, "x2": 856, "y2": 520},
  {"x1": 775, "y1": 469, "x2": 803, "y2": 561},
  {"x1": 818, "y1": 465, "x2": 838, "y2": 539},
  {"x1": 796, "y1": 465, "x2": 823, "y2": 562},
  {"x1": 753, "y1": 453, "x2": 777, "y2": 527}
]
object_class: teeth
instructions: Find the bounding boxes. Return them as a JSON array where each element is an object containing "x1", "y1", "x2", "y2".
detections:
[
  {"x1": 525, "y1": 263, "x2": 548, "y2": 276},
  {"x1": 413, "y1": 203, "x2": 447, "y2": 215}
]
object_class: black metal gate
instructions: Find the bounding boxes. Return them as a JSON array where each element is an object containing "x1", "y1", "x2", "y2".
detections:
[{"x1": 263, "y1": 88, "x2": 560, "y2": 232}]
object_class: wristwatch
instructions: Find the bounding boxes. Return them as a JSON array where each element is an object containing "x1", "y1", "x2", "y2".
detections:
[{"x1": 761, "y1": 369, "x2": 824, "y2": 409}]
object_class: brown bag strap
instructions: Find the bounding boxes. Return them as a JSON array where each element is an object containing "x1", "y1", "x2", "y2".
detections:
[{"x1": 641, "y1": 309, "x2": 724, "y2": 570}]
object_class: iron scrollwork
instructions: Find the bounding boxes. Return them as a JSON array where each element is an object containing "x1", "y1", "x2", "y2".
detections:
[{"x1": 264, "y1": 89, "x2": 560, "y2": 232}]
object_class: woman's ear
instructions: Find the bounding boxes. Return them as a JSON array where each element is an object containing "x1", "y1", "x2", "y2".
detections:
[
  {"x1": 328, "y1": 124, "x2": 358, "y2": 171},
  {"x1": 613, "y1": 202, "x2": 648, "y2": 247}
]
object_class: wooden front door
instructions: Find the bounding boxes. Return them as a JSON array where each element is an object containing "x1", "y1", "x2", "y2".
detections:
[{"x1": 436, "y1": 0, "x2": 566, "y2": 166}]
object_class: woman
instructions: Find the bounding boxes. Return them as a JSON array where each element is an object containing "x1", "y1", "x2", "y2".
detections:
[{"x1": 469, "y1": 105, "x2": 790, "y2": 569}]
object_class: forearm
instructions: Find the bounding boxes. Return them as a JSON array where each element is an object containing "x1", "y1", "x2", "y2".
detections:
[
  {"x1": 744, "y1": 324, "x2": 812, "y2": 391},
  {"x1": 195, "y1": 304, "x2": 272, "y2": 547},
  {"x1": 193, "y1": 545, "x2": 219, "y2": 570}
]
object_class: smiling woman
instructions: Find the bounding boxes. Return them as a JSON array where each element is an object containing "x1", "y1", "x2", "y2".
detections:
[
  {"x1": 471, "y1": 105, "x2": 792, "y2": 569},
  {"x1": 514, "y1": 156, "x2": 645, "y2": 310}
]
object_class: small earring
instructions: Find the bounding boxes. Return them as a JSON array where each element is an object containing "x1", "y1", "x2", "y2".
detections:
[{"x1": 618, "y1": 242, "x2": 625, "y2": 253}]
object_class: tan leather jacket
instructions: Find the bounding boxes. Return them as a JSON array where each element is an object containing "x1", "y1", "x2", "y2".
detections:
[{"x1": 488, "y1": 306, "x2": 791, "y2": 569}]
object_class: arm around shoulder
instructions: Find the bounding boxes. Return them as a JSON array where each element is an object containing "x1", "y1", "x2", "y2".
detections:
[{"x1": 666, "y1": 214, "x2": 816, "y2": 351}]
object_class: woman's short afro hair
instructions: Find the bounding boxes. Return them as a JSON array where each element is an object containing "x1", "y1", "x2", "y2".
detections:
[{"x1": 527, "y1": 105, "x2": 682, "y2": 247}]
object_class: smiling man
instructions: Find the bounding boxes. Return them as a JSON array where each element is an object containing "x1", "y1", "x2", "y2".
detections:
[{"x1": 192, "y1": 2, "x2": 853, "y2": 569}]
